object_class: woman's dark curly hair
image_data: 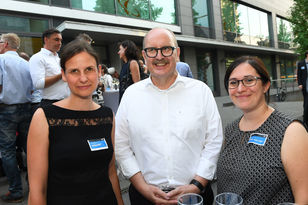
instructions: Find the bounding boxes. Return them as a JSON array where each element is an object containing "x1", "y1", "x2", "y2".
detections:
[{"x1": 118, "y1": 40, "x2": 139, "y2": 61}]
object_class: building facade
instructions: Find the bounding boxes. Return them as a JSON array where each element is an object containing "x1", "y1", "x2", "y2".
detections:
[{"x1": 0, "y1": 0, "x2": 296, "y2": 96}]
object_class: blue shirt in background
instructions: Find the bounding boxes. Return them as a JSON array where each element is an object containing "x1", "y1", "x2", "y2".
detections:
[
  {"x1": 0, "y1": 51, "x2": 32, "y2": 104},
  {"x1": 176, "y1": 62, "x2": 193, "y2": 78}
]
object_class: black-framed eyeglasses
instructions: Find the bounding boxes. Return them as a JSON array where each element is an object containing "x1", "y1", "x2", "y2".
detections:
[
  {"x1": 228, "y1": 75, "x2": 261, "y2": 89},
  {"x1": 143, "y1": 46, "x2": 176, "y2": 58},
  {"x1": 0, "y1": 41, "x2": 4, "y2": 44}
]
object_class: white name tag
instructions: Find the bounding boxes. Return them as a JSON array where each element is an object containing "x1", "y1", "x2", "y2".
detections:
[
  {"x1": 248, "y1": 133, "x2": 268, "y2": 146},
  {"x1": 87, "y1": 138, "x2": 108, "y2": 151}
]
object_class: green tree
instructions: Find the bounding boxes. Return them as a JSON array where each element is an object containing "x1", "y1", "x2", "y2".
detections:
[
  {"x1": 289, "y1": 0, "x2": 308, "y2": 57},
  {"x1": 108, "y1": 0, "x2": 163, "y2": 21},
  {"x1": 220, "y1": 0, "x2": 241, "y2": 34},
  {"x1": 93, "y1": 0, "x2": 116, "y2": 14}
]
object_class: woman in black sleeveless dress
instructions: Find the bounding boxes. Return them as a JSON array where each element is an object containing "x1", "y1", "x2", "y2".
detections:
[
  {"x1": 27, "y1": 40, "x2": 124, "y2": 205},
  {"x1": 217, "y1": 56, "x2": 308, "y2": 204},
  {"x1": 118, "y1": 40, "x2": 141, "y2": 102}
]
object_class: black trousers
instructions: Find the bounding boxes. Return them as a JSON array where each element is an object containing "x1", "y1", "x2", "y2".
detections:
[
  {"x1": 303, "y1": 91, "x2": 308, "y2": 125},
  {"x1": 129, "y1": 182, "x2": 214, "y2": 205}
]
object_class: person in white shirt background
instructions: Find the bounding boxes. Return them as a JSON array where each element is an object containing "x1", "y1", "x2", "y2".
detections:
[
  {"x1": 100, "y1": 64, "x2": 114, "y2": 90},
  {"x1": 29, "y1": 28, "x2": 70, "y2": 107},
  {"x1": 115, "y1": 27, "x2": 223, "y2": 205}
]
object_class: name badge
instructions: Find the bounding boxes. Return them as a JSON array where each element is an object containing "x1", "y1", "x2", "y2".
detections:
[
  {"x1": 87, "y1": 138, "x2": 108, "y2": 151},
  {"x1": 248, "y1": 133, "x2": 268, "y2": 146},
  {"x1": 301, "y1": 66, "x2": 305, "y2": 70}
]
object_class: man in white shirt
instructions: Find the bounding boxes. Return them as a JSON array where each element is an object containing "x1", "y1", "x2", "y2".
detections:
[
  {"x1": 29, "y1": 28, "x2": 69, "y2": 106},
  {"x1": 115, "y1": 28, "x2": 223, "y2": 205}
]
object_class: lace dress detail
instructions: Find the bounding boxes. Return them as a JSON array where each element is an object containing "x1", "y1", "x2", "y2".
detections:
[
  {"x1": 42, "y1": 105, "x2": 117, "y2": 205},
  {"x1": 217, "y1": 110, "x2": 294, "y2": 204},
  {"x1": 47, "y1": 117, "x2": 113, "y2": 127}
]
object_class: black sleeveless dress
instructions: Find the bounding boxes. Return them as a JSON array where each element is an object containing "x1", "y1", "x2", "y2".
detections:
[{"x1": 42, "y1": 105, "x2": 117, "y2": 205}]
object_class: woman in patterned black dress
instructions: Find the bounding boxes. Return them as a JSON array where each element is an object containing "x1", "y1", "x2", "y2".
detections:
[
  {"x1": 216, "y1": 56, "x2": 308, "y2": 204},
  {"x1": 27, "y1": 40, "x2": 124, "y2": 205}
]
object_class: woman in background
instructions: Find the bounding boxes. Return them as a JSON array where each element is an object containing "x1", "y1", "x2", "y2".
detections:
[
  {"x1": 118, "y1": 40, "x2": 140, "y2": 102},
  {"x1": 217, "y1": 56, "x2": 308, "y2": 204},
  {"x1": 27, "y1": 40, "x2": 124, "y2": 205}
]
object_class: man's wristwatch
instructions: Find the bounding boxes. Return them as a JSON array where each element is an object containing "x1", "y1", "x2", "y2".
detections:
[{"x1": 190, "y1": 179, "x2": 205, "y2": 193}]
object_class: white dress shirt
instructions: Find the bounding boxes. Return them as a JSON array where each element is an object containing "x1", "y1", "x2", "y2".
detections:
[
  {"x1": 29, "y1": 48, "x2": 69, "y2": 100},
  {"x1": 115, "y1": 75, "x2": 223, "y2": 188},
  {"x1": 100, "y1": 74, "x2": 113, "y2": 89}
]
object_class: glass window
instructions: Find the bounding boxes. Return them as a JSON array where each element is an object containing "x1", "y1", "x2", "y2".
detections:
[
  {"x1": 150, "y1": 0, "x2": 176, "y2": 24},
  {"x1": 277, "y1": 17, "x2": 294, "y2": 49},
  {"x1": 196, "y1": 51, "x2": 215, "y2": 91},
  {"x1": 0, "y1": 15, "x2": 49, "y2": 33},
  {"x1": 19, "y1": 37, "x2": 42, "y2": 56},
  {"x1": 19, "y1": 0, "x2": 48, "y2": 4},
  {"x1": 221, "y1": 0, "x2": 270, "y2": 47},
  {"x1": 192, "y1": 0, "x2": 212, "y2": 38},
  {"x1": 280, "y1": 57, "x2": 296, "y2": 79},
  {"x1": 192, "y1": 0, "x2": 209, "y2": 27},
  {"x1": 71, "y1": 0, "x2": 115, "y2": 14},
  {"x1": 116, "y1": 0, "x2": 149, "y2": 20},
  {"x1": 52, "y1": 0, "x2": 70, "y2": 7}
]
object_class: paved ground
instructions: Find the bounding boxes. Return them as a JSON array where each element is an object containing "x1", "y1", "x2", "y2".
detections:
[{"x1": 0, "y1": 90, "x2": 303, "y2": 205}]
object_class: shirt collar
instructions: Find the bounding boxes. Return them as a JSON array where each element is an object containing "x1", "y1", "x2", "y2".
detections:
[
  {"x1": 4, "y1": 51, "x2": 18, "y2": 56},
  {"x1": 145, "y1": 73, "x2": 185, "y2": 91},
  {"x1": 41, "y1": 48, "x2": 58, "y2": 57}
]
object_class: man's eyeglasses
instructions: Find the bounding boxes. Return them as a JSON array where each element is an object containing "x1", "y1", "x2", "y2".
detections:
[
  {"x1": 228, "y1": 75, "x2": 261, "y2": 89},
  {"x1": 143, "y1": 46, "x2": 176, "y2": 58},
  {"x1": 0, "y1": 41, "x2": 4, "y2": 44}
]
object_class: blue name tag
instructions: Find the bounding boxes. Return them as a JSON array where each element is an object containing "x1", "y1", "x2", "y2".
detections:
[
  {"x1": 301, "y1": 66, "x2": 305, "y2": 70},
  {"x1": 87, "y1": 138, "x2": 108, "y2": 151},
  {"x1": 248, "y1": 133, "x2": 268, "y2": 146}
]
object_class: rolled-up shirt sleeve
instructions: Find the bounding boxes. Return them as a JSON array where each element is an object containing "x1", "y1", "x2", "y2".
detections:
[
  {"x1": 29, "y1": 55, "x2": 45, "y2": 89},
  {"x1": 115, "y1": 94, "x2": 140, "y2": 178},
  {"x1": 196, "y1": 86, "x2": 223, "y2": 180}
]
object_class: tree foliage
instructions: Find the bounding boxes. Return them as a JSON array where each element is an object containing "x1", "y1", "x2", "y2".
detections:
[
  {"x1": 289, "y1": 0, "x2": 308, "y2": 58},
  {"x1": 94, "y1": 0, "x2": 163, "y2": 21},
  {"x1": 277, "y1": 19, "x2": 292, "y2": 43},
  {"x1": 221, "y1": 0, "x2": 241, "y2": 34}
]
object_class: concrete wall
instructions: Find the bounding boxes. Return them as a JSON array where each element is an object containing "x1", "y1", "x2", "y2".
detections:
[
  {"x1": 177, "y1": 0, "x2": 194, "y2": 36},
  {"x1": 211, "y1": 0, "x2": 224, "y2": 40}
]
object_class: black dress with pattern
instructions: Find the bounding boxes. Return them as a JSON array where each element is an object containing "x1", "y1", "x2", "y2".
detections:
[
  {"x1": 42, "y1": 105, "x2": 117, "y2": 205},
  {"x1": 217, "y1": 110, "x2": 294, "y2": 204}
]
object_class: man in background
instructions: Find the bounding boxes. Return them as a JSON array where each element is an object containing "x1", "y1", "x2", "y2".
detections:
[
  {"x1": 29, "y1": 28, "x2": 69, "y2": 107},
  {"x1": 76, "y1": 33, "x2": 93, "y2": 45},
  {"x1": 0, "y1": 33, "x2": 32, "y2": 203},
  {"x1": 297, "y1": 51, "x2": 308, "y2": 125},
  {"x1": 176, "y1": 57, "x2": 193, "y2": 78}
]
